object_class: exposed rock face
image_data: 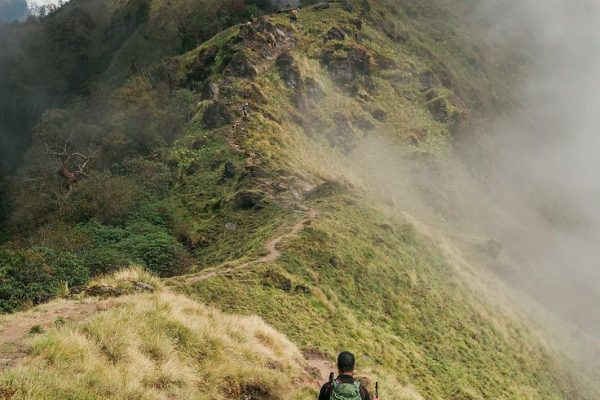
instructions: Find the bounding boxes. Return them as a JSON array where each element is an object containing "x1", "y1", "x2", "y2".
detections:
[
  {"x1": 320, "y1": 45, "x2": 371, "y2": 90},
  {"x1": 202, "y1": 102, "x2": 232, "y2": 129},
  {"x1": 200, "y1": 81, "x2": 220, "y2": 100},
  {"x1": 262, "y1": 0, "x2": 302, "y2": 11},
  {"x1": 243, "y1": 83, "x2": 268, "y2": 104},
  {"x1": 133, "y1": 281, "x2": 154, "y2": 292},
  {"x1": 276, "y1": 52, "x2": 302, "y2": 89},
  {"x1": 426, "y1": 92, "x2": 450, "y2": 122},
  {"x1": 235, "y1": 190, "x2": 265, "y2": 209},
  {"x1": 327, "y1": 113, "x2": 358, "y2": 153},
  {"x1": 238, "y1": 17, "x2": 295, "y2": 58},
  {"x1": 325, "y1": 27, "x2": 346, "y2": 41},
  {"x1": 187, "y1": 45, "x2": 219, "y2": 82},
  {"x1": 225, "y1": 52, "x2": 258, "y2": 78},
  {"x1": 311, "y1": 2, "x2": 331, "y2": 10},
  {"x1": 304, "y1": 77, "x2": 325, "y2": 100},
  {"x1": 222, "y1": 161, "x2": 236, "y2": 179},
  {"x1": 86, "y1": 285, "x2": 123, "y2": 297},
  {"x1": 371, "y1": 108, "x2": 387, "y2": 121}
]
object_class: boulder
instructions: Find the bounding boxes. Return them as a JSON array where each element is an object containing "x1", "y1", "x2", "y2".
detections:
[
  {"x1": 341, "y1": 1, "x2": 354, "y2": 12},
  {"x1": 308, "y1": 79, "x2": 326, "y2": 100},
  {"x1": 371, "y1": 108, "x2": 387, "y2": 121},
  {"x1": 200, "y1": 81, "x2": 220, "y2": 100},
  {"x1": 321, "y1": 46, "x2": 370, "y2": 87},
  {"x1": 133, "y1": 281, "x2": 154, "y2": 292},
  {"x1": 222, "y1": 161, "x2": 236, "y2": 179},
  {"x1": 243, "y1": 83, "x2": 268, "y2": 104},
  {"x1": 311, "y1": 2, "x2": 331, "y2": 10},
  {"x1": 235, "y1": 190, "x2": 265, "y2": 209},
  {"x1": 187, "y1": 45, "x2": 219, "y2": 82},
  {"x1": 325, "y1": 27, "x2": 346, "y2": 41},
  {"x1": 276, "y1": 52, "x2": 302, "y2": 89},
  {"x1": 238, "y1": 17, "x2": 295, "y2": 58},
  {"x1": 202, "y1": 102, "x2": 232, "y2": 129},
  {"x1": 350, "y1": 18, "x2": 363, "y2": 30},
  {"x1": 225, "y1": 52, "x2": 257, "y2": 79},
  {"x1": 86, "y1": 285, "x2": 123, "y2": 297},
  {"x1": 327, "y1": 113, "x2": 357, "y2": 153}
]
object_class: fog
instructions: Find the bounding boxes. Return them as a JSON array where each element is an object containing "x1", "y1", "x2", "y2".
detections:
[
  {"x1": 344, "y1": 0, "x2": 600, "y2": 338},
  {"x1": 478, "y1": 0, "x2": 600, "y2": 336}
]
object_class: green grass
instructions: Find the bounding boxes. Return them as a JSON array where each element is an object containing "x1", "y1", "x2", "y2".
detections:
[
  {"x1": 177, "y1": 190, "x2": 592, "y2": 399},
  {"x1": 1, "y1": 1, "x2": 599, "y2": 399}
]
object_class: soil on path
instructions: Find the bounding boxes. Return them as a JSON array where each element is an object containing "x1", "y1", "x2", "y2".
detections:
[{"x1": 0, "y1": 300, "x2": 111, "y2": 369}]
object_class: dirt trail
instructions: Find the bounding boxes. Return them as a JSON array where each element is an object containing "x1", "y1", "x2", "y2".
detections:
[
  {"x1": 177, "y1": 207, "x2": 319, "y2": 285},
  {"x1": 0, "y1": 205, "x2": 319, "y2": 370},
  {"x1": 305, "y1": 356, "x2": 336, "y2": 388},
  {"x1": 0, "y1": 300, "x2": 111, "y2": 369}
]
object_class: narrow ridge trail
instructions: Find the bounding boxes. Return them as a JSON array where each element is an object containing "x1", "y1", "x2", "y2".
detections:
[
  {"x1": 0, "y1": 207, "x2": 319, "y2": 369},
  {"x1": 172, "y1": 207, "x2": 319, "y2": 286}
]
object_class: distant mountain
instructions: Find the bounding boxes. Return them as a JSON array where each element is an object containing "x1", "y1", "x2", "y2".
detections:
[{"x1": 0, "y1": 0, "x2": 28, "y2": 22}]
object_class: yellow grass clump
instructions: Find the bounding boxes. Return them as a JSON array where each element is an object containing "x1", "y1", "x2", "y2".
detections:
[{"x1": 0, "y1": 291, "x2": 310, "y2": 400}]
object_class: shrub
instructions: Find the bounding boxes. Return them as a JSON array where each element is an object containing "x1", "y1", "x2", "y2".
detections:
[
  {"x1": 77, "y1": 219, "x2": 190, "y2": 278},
  {"x1": 118, "y1": 222, "x2": 190, "y2": 277},
  {"x1": 0, "y1": 247, "x2": 89, "y2": 313},
  {"x1": 65, "y1": 173, "x2": 141, "y2": 225}
]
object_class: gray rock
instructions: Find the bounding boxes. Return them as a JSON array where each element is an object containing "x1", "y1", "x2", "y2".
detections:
[
  {"x1": 200, "y1": 81, "x2": 220, "y2": 100},
  {"x1": 235, "y1": 190, "x2": 265, "y2": 209},
  {"x1": 202, "y1": 101, "x2": 232, "y2": 129},
  {"x1": 133, "y1": 281, "x2": 155, "y2": 292},
  {"x1": 320, "y1": 46, "x2": 370, "y2": 87},
  {"x1": 325, "y1": 27, "x2": 346, "y2": 41},
  {"x1": 187, "y1": 45, "x2": 219, "y2": 82},
  {"x1": 86, "y1": 285, "x2": 123, "y2": 297},
  {"x1": 276, "y1": 52, "x2": 302, "y2": 89},
  {"x1": 222, "y1": 161, "x2": 236, "y2": 179},
  {"x1": 312, "y1": 2, "x2": 331, "y2": 10},
  {"x1": 225, "y1": 52, "x2": 257, "y2": 79}
]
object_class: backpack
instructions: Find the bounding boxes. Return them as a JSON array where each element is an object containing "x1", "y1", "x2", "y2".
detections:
[{"x1": 330, "y1": 379, "x2": 362, "y2": 400}]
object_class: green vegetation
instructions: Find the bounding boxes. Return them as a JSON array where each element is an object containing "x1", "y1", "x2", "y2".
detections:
[
  {"x1": 0, "y1": 247, "x2": 88, "y2": 313},
  {"x1": 0, "y1": 1, "x2": 598, "y2": 399}
]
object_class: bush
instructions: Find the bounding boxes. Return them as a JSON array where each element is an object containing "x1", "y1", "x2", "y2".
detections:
[
  {"x1": 66, "y1": 173, "x2": 141, "y2": 225},
  {"x1": 77, "y1": 218, "x2": 190, "y2": 278},
  {"x1": 118, "y1": 222, "x2": 190, "y2": 277},
  {"x1": 0, "y1": 247, "x2": 89, "y2": 313}
]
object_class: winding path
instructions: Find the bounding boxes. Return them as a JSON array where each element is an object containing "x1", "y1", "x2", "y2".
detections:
[
  {"x1": 0, "y1": 205, "x2": 319, "y2": 372},
  {"x1": 174, "y1": 207, "x2": 319, "y2": 285}
]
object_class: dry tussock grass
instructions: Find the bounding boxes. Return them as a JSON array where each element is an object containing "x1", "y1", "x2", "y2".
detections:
[{"x1": 0, "y1": 290, "x2": 309, "y2": 399}]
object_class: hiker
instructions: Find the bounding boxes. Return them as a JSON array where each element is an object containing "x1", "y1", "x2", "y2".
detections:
[
  {"x1": 242, "y1": 102, "x2": 250, "y2": 119},
  {"x1": 318, "y1": 351, "x2": 376, "y2": 400}
]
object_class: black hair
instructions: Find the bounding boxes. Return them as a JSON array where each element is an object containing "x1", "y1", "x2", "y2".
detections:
[{"x1": 337, "y1": 351, "x2": 356, "y2": 373}]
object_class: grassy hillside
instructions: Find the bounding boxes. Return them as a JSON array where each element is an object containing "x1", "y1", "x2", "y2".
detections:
[{"x1": 1, "y1": 0, "x2": 599, "y2": 399}]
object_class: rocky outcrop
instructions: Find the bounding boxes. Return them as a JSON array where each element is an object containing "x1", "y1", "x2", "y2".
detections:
[
  {"x1": 320, "y1": 45, "x2": 371, "y2": 93},
  {"x1": 276, "y1": 52, "x2": 301, "y2": 89},
  {"x1": 238, "y1": 17, "x2": 295, "y2": 59},
  {"x1": 235, "y1": 190, "x2": 265, "y2": 209},
  {"x1": 187, "y1": 45, "x2": 219, "y2": 82},
  {"x1": 200, "y1": 81, "x2": 220, "y2": 100},
  {"x1": 327, "y1": 113, "x2": 358, "y2": 153},
  {"x1": 202, "y1": 101, "x2": 232, "y2": 129},
  {"x1": 225, "y1": 52, "x2": 257, "y2": 78},
  {"x1": 325, "y1": 27, "x2": 346, "y2": 42}
]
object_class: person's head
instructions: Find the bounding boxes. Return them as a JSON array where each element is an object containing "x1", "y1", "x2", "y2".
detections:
[{"x1": 337, "y1": 351, "x2": 356, "y2": 375}]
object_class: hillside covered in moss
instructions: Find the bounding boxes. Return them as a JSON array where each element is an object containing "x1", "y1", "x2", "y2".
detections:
[{"x1": 1, "y1": 0, "x2": 599, "y2": 399}]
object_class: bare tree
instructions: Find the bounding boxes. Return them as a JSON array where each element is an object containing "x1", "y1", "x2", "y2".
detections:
[{"x1": 44, "y1": 136, "x2": 97, "y2": 194}]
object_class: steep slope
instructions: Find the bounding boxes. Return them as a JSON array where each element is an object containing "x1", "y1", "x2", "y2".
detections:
[{"x1": 1, "y1": 1, "x2": 600, "y2": 399}]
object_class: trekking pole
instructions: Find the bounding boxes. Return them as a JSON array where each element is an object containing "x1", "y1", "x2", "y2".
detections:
[{"x1": 376, "y1": 381, "x2": 379, "y2": 399}]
